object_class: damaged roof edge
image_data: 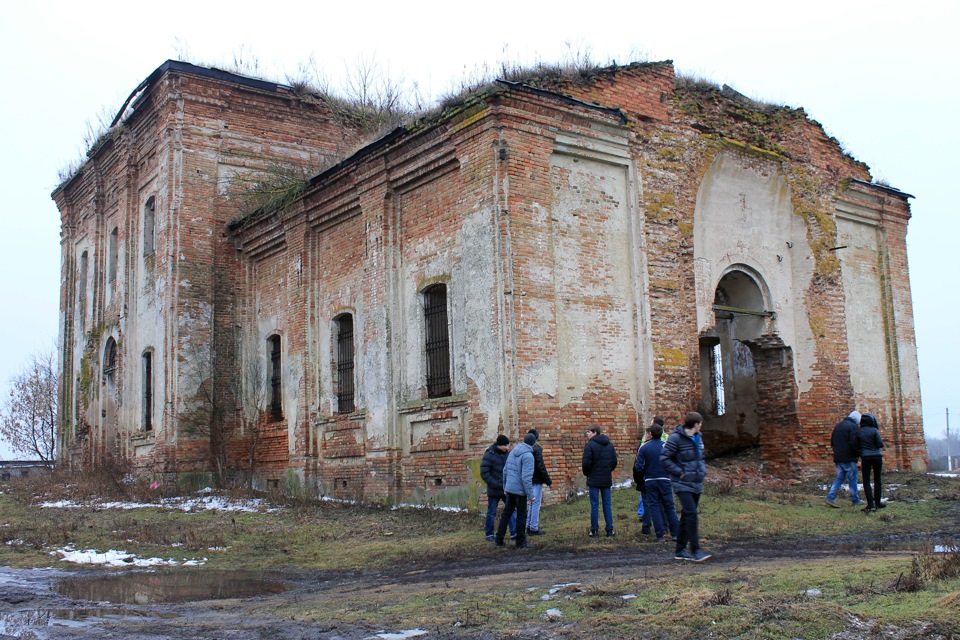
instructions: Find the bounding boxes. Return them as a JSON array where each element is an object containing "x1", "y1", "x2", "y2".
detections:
[
  {"x1": 111, "y1": 60, "x2": 287, "y2": 128},
  {"x1": 849, "y1": 178, "x2": 915, "y2": 200}
]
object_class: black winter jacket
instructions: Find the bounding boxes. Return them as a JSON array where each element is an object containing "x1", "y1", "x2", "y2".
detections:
[
  {"x1": 480, "y1": 443, "x2": 509, "y2": 498},
  {"x1": 831, "y1": 417, "x2": 861, "y2": 463},
  {"x1": 857, "y1": 414, "x2": 885, "y2": 458},
  {"x1": 531, "y1": 442, "x2": 552, "y2": 486},
  {"x1": 660, "y1": 425, "x2": 706, "y2": 494},
  {"x1": 582, "y1": 434, "x2": 618, "y2": 488}
]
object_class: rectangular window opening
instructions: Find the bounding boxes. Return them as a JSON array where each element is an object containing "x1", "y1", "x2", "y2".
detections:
[
  {"x1": 142, "y1": 351, "x2": 153, "y2": 432},
  {"x1": 712, "y1": 343, "x2": 726, "y2": 416},
  {"x1": 423, "y1": 284, "x2": 451, "y2": 398},
  {"x1": 336, "y1": 315, "x2": 355, "y2": 414}
]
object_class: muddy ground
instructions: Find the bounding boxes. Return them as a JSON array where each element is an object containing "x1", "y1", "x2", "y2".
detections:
[{"x1": 0, "y1": 529, "x2": 955, "y2": 640}]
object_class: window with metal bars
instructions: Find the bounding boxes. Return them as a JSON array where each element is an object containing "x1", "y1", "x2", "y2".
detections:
[
  {"x1": 423, "y1": 284, "x2": 451, "y2": 398},
  {"x1": 142, "y1": 350, "x2": 153, "y2": 431},
  {"x1": 335, "y1": 314, "x2": 355, "y2": 413},
  {"x1": 268, "y1": 335, "x2": 282, "y2": 421},
  {"x1": 711, "y1": 343, "x2": 726, "y2": 416}
]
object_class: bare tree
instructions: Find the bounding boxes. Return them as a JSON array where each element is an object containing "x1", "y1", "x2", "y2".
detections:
[
  {"x1": 0, "y1": 350, "x2": 58, "y2": 464},
  {"x1": 239, "y1": 355, "x2": 268, "y2": 489}
]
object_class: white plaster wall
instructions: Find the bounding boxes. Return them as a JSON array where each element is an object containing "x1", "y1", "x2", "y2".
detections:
[
  {"x1": 837, "y1": 215, "x2": 892, "y2": 407},
  {"x1": 693, "y1": 152, "x2": 817, "y2": 392},
  {"x1": 543, "y1": 152, "x2": 640, "y2": 407}
]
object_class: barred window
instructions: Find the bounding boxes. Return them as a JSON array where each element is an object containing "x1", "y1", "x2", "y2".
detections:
[
  {"x1": 335, "y1": 314, "x2": 355, "y2": 413},
  {"x1": 423, "y1": 284, "x2": 451, "y2": 399},
  {"x1": 142, "y1": 350, "x2": 153, "y2": 431}
]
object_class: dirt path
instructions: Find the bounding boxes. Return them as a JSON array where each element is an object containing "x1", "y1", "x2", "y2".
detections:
[{"x1": 0, "y1": 530, "x2": 948, "y2": 640}]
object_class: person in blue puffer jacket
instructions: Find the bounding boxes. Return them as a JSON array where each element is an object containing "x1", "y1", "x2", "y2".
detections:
[
  {"x1": 660, "y1": 411, "x2": 712, "y2": 562},
  {"x1": 495, "y1": 432, "x2": 538, "y2": 549}
]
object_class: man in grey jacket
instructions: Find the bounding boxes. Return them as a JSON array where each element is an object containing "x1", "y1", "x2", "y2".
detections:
[{"x1": 495, "y1": 432, "x2": 538, "y2": 549}]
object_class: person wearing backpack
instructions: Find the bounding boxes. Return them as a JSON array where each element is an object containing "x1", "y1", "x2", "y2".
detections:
[{"x1": 634, "y1": 422, "x2": 679, "y2": 542}]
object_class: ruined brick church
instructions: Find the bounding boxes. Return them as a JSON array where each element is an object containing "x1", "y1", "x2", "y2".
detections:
[{"x1": 53, "y1": 59, "x2": 926, "y2": 504}]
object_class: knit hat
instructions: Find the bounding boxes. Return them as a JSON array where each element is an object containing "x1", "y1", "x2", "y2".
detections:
[
  {"x1": 523, "y1": 432, "x2": 537, "y2": 446},
  {"x1": 495, "y1": 435, "x2": 509, "y2": 446},
  {"x1": 527, "y1": 429, "x2": 539, "y2": 440},
  {"x1": 848, "y1": 411, "x2": 862, "y2": 424}
]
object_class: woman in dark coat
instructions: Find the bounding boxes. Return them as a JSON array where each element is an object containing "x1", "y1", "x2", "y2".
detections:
[
  {"x1": 858, "y1": 413, "x2": 886, "y2": 512},
  {"x1": 480, "y1": 435, "x2": 516, "y2": 540}
]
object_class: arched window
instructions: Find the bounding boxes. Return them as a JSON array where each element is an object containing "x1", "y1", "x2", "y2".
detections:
[
  {"x1": 142, "y1": 349, "x2": 153, "y2": 431},
  {"x1": 334, "y1": 313, "x2": 355, "y2": 414},
  {"x1": 423, "y1": 284, "x2": 450, "y2": 399},
  {"x1": 268, "y1": 335, "x2": 282, "y2": 421},
  {"x1": 143, "y1": 196, "x2": 156, "y2": 257},
  {"x1": 103, "y1": 337, "x2": 117, "y2": 381}
]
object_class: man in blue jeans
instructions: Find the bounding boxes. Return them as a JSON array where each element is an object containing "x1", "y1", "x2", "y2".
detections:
[
  {"x1": 825, "y1": 411, "x2": 863, "y2": 507},
  {"x1": 582, "y1": 425, "x2": 618, "y2": 537}
]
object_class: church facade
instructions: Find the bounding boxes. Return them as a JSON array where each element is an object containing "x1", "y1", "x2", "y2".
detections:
[{"x1": 53, "y1": 59, "x2": 926, "y2": 504}]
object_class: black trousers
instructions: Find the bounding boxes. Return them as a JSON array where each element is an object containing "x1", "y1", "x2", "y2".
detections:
[
  {"x1": 861, "y1": 456, "x2": 883, "y2": 508},
  {"x1": 496, "y1": 492, "x2": 528, "y2": 546},
  {"x1": 675, "y1": 491, "x2": 701, "y2": 553}
]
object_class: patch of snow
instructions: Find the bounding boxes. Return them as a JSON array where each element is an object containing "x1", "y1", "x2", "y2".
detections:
[
  {"x1": 371, "y1": 630, "x2": 429, "y2": 639},
  {"x1": 39, "y1": 495, "x2": 276, "y2": 513},
  {"x1": 934, "y1": 545, "x2": 959, "y2": 553},
  {"x1": 543, "y1": 608, "x2": 563, "y2": 619},
  {"x1": 622, "y1": 594, "x2": 637, "y2": 600},
  {"x1": 541, "y1": 593, "x2": 556, "y2": 600},
  {"x1": 805, "y1": 589, "x2": 822, "y2": 596},
  {"x1": 52, "y1": 545, "x2": 206, "y2": 567},
  {"x1": 930, "y1": 472, "x2": 960, "y2": 478}
]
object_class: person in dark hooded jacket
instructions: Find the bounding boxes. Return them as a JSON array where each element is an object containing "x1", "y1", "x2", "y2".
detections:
[
  {"x1": 582, "y1": 425, "x2": 618, "y2": 537},
  {"x1": 660, "y1": 412, "x2": 711, "y2": 562},
  {"x1": 825, "y1": 411, "x2": 863, "y2": 507},
  {"x1": 858, "y1": 413, "x2": 885, "y2": 512},
  {"x1": 480, "y1": 435, "x2": 516, "y2": 540}
]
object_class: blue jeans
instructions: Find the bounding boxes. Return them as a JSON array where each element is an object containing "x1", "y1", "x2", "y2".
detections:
[
  {"x1": 589, "y1": 486, "x2": 614, "y2": 533},
  {"x1": 527, "y1": 483, "x2": 543, "y2": 531},
  {"x1": 485, "y1": 495, "x2": 517, "y2": 537},
  {"x1": 826, "y1": 461, "x2": 861, "y2": 504},
  {"x1": 644, "y1": 479, "x2": 680, "y2": 539}
]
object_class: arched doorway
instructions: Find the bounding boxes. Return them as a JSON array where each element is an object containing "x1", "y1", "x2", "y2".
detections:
[
  {"x1": 101, "y1": 337, "x2": 119, "y2": 452},
  {"x1": 699, "y1": 267, "x2": 799, "y2": 473}
]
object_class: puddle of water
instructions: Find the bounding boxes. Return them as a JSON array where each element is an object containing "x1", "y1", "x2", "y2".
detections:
[{"x1": 54, "y1": 570, "x2": 287, "y2": 604}]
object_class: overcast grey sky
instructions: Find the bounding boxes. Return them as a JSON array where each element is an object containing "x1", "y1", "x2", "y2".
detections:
[{"x1": 1, "y1": 0, "x2": 956, "y2": 458}]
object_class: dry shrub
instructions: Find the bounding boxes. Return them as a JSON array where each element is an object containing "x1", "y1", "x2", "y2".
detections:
[
  {"x1": 705, "y1": 476, "x2": 735, "y2": 497},
  {"x1": 889, "y1": 571, "x2": 924, "y2": 593},
  {"x1": 704, "y1": 587, "x2": 733, "y2": 606},
  {"x1": 912, "y1": 548, "x2": 960, "y2": 583}
]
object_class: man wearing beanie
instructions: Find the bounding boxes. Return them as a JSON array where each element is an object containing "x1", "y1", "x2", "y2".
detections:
[
  {"x1": 525, "y1": 429, "x2": 552, "y2": 536},
  {"x1": 480, "y1": 435, "x2": 516, "y2": 541},
  {"x1": 495, "y1": 432, "x2": 538, "y2": 549},
  {"x1": 825, "y1": 411, "x2": 863, "y2": 508}
]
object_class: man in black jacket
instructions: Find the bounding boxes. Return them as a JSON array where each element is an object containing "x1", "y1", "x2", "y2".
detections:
[
  {"x1": 825, "y1": 411, "x2": 863, "y2": 508},
  {"x1": 583, "y1": 425, "x2": 618, "y2": 537},
  {"x1": 480, "y1": 435, "x2": 516, "y2": 540},
  {"x1": 525, "y1": 429, "x2": 552, "y2": 535},
  {"x1": 660, "y1": 412, "x2": 711, "y2": 562}
]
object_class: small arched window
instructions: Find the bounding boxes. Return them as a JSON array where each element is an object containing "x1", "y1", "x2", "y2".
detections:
[
  {"x1": 103, "y1": 337, "x2": 118, "y2": 383},
  {"x1": 268, "y1": 335, "x2": 282, "y2": 421},
  {"x1": 143, "y1": 196, "x2": 156, "y2": 257}
]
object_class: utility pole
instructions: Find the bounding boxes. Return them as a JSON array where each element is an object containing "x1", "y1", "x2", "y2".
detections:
[{"x1": 947, "y1": 408, "x2": 953, "y2": 472}]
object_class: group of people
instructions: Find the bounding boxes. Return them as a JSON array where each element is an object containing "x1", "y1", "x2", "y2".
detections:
[
  {"x1": 825, "y1": 410, "x2": 886, "y2": 511},
  {"x1": 480, "y1": 412, "x2": 712, "y2": 563},
  {"x1": 479, "y1": 408, "x2": 887, "y2": 560}
]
